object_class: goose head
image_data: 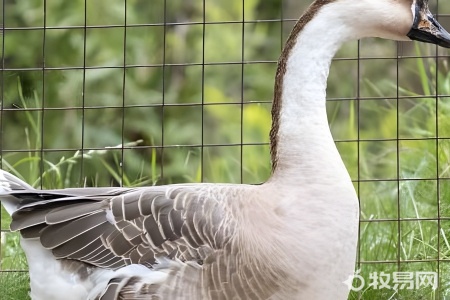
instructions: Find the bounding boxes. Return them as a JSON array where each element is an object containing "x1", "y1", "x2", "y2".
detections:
[{"x1": 330, "y1": 0, "x2": 450, "y2": 47}]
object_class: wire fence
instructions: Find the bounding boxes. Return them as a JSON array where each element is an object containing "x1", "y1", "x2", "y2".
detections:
[{"x1": 1, "y1": 0, "x2": 450, "y2": 299}]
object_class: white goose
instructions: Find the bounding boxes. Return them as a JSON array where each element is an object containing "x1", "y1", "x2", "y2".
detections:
[{"x1": 1, "y1": 0, "x2": 449, "y2": 299}]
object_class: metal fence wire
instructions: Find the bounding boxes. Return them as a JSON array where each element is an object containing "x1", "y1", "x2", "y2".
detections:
[{"x1": 1, "y1": 0, "x2": 450, "y2": 299}]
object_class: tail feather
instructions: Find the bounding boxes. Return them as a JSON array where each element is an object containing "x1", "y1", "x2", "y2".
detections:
[
  {"x1": 0, "y1": 169, "x2": 35, "y2": 215},
  {"x1": 0, "y1": 169, "x2": 34, "y2": 192},
  {"x1": 0, "y1": 169, "x2": 125, "y2": 216}
]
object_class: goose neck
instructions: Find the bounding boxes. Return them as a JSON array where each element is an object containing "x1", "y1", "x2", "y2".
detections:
[{"x1": 270, "y1": 6, "x2": 353, "y2": 179}]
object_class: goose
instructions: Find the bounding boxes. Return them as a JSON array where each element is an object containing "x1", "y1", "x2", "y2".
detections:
[{"x1": 1, "y1": 0, "x2": 450, "y2": 299}]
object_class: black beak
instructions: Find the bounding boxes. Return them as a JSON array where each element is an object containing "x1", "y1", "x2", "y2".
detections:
[{"x1": 407, "y1": 0, "x2": 450, "y2": 48}]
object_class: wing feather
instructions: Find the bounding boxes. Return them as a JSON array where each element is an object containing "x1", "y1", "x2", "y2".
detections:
[
  {"x1": 53, "y1": 237, "x2": 103, "y2": 258},
  {"x1": 52, "y1": 225, "x2": 114, "y2": 258},
  {"x1": 45, "y1": 201, "x2": 105, "y2": 224},
  {"x1": 20, "y1": 223, "x2": 46, "y2": 239},
  {"x1": 143, "y1": 215, "x2": 166, "y2": 248},
  {"x1": 104, "y1": 230, "x2": 134, "y2": 256},
  {"x1": 40, "y1": 212, "x2": 107, "y2": 248},
  {"x1": 5, "y1": 182, "x2": 245, "y2": 297},
  {"x1": 10, "y1": 209, "x2": 51, "y2": 231}
]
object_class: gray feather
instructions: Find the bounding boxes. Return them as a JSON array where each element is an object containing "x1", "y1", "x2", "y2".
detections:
[
  {"x1": 40, "y1": 212, "x2": 107, "y2": 248},
  {"x1": 45, "y1": 201, "x2": 105, "y2": 224}
]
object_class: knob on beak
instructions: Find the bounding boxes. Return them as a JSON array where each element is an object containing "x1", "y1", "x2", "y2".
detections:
[{"x1": 407, "y1": 0, "x2": 450, "y2": 48}]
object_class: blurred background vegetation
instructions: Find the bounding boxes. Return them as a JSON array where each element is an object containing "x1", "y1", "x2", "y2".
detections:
[{"x1": 1, "y1": 0, "x2": 450, "y2": 299}]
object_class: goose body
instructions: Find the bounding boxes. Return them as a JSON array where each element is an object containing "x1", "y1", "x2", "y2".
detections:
[{"x1": 1, "y1": 0, "x2": 450, "y2": 299}]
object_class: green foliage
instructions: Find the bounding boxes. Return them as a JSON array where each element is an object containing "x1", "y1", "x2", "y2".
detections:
[{"x1": 2, "y1": 0, "x2": 281, "y2": 186}]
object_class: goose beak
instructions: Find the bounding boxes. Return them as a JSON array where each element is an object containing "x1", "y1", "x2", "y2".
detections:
[{"x1": 407, "y1": 1, "x2": 450, "y2": 48}]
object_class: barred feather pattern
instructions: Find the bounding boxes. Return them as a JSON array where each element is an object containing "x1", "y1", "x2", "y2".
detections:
[{"x1": 4, "y1": 175, "x2": 285, "y2": 299}]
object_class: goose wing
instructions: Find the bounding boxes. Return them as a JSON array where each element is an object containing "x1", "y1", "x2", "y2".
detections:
[{"x1": 7, "y1": 183, "x2": 234, "y2": 270}]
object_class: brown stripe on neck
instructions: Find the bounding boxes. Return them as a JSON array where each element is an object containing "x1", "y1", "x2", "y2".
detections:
[{"x1": 269, "y1": 0, "x2": 336, "y2": 171}]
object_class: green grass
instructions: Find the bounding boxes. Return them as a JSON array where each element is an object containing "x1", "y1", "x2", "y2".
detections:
[
  {"x1": 345, "y1": 45, "x2": 450, "y2": 299},
  {"x1": 0, "y1": 231, "x2": 29, "y2": 300}
]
